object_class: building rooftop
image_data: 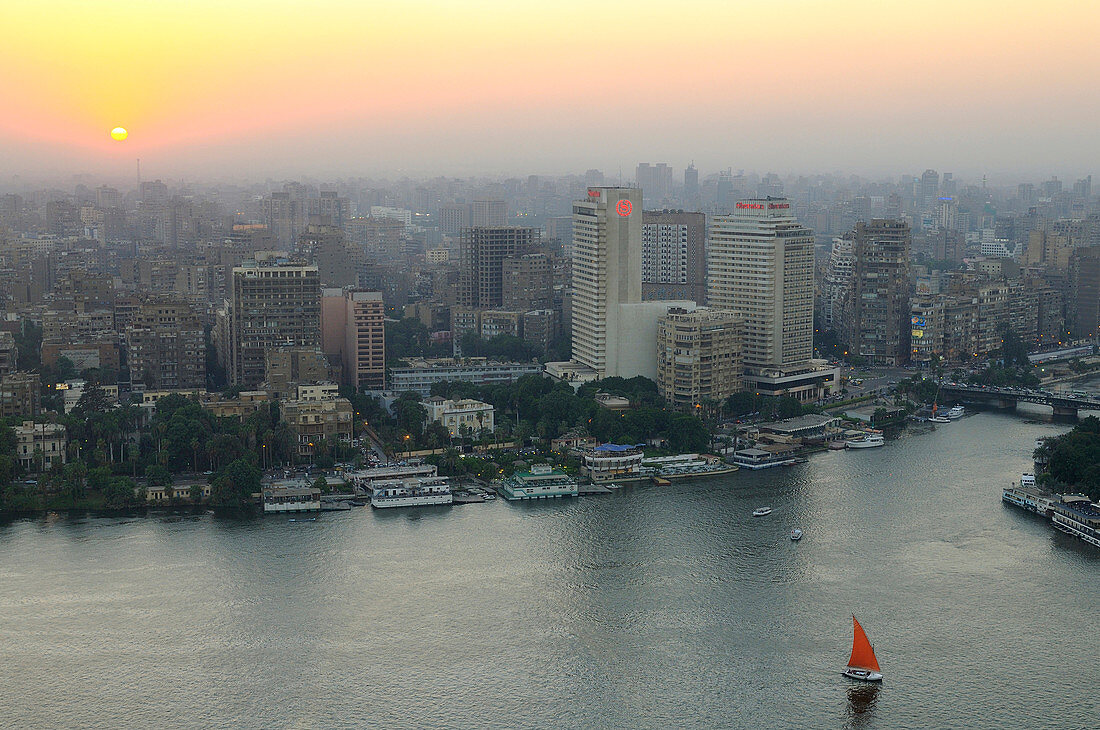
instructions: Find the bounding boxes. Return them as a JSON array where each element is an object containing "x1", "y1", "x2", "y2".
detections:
[{"x1": 757, "y1": 413, "x2": 840, "y2": 435}]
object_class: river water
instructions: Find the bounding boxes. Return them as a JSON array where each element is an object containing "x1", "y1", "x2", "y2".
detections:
[{"x1": 1, "y1": 410, "x2": 1097, "y2": 729}]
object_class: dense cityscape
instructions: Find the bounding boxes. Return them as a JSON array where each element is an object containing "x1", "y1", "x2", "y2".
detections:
[
  {"x1": 1, "y1": 167, "x2": 1099, "y2": 512},
  {"x1": 3, "y1": 2, "x2": 1099, "y2": 728}
]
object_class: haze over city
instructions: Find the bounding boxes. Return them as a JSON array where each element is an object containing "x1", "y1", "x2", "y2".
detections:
[
  {"x1": 3, "y1": 0, "x2": 1100, "y2": 180},
  {"x1": 2, "y1": 3, "x2": 1100, "y2": 729}
]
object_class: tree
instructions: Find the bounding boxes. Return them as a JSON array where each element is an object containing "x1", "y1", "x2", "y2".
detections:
[
  {"x1": 210, "y1": 459, "x2": 261, "y2": 510},
  {"x1": 102, "y1": 477, "x2": 139, "y2": 509},
  {"x1": 393, "y1": 391, "x2": 428, "y2": 438},
  {"x1": 73, "y1": 381, "x2": 111, "y2": 416},
  {"x1": 145, "y1": 464, "x2": 172, "y2": 487},
  {"x1": 667, "y1": 415, "x2": 709, "y2": 453}
]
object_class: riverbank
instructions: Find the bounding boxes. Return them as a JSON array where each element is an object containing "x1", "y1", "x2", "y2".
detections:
[{"x1": 0, "y1": 411, "x2": 1094, "y2": 730}]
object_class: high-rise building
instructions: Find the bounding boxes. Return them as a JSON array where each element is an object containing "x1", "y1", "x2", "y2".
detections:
[
  {"x1": 641, "y1": 210, "x2": 706, "y2": 303},
  {"x1": 502, "y1": 253, "x2": 553, "y2": 311},
  {"x1": 684, "y1": 163, "x2": 699, "y2": 200},
  {"x1": 842, "y1": 219, "x2": 912, "y2": 367},
  {"x1": 656, "y1": 307, "x2": 742, "y2": 407},
  {"x1": 438, "y1": 204, "x2": 470, "y2": 236},
  {"x1": 470, "y1": 199, "x2": 506, "y2": 227},
  {"x1": 347, "y1": 216, "x2": 406, "y2": 260},
  {"x1": 571, "y1": 187, "x2": 643, "y2": 377},
  {"x1": 920, "y1": 169, "x2": 939, "y2": 208},
  {"x1": 822, "y1": 235, "x2": 854, "y2": 331},
  {"x1": 635, "y1": 163, "x2": 672, "y2": 201},
  {"x1": 125, "y1": 299, "x2": 206, "y2": 390},
  {"x1": 262, "y1": 191, "x2": 306, "y2": 248},
  {"x1": 321, "y1": 288, "x2": 386, "y2": 390},
  {"x1": 1070, "y1": 246, "x2": 1100, "y2": 339},
  {"x1": 708, "y1": 198, "x2": 814, "y2": 370},
  {"x1": 458, "y1": 227, "x2": 536, "y2": 308},
  {"x1": 708, "y1": 198, "x2": 833, "y2": 400},
  {"x1": 229, "y1": 258, "x2": 321, "y2": 387},
  {"x1": 547, "y1": 187, "x2": 695, "y2": 383},
  {"x1": 299, "y1": 215, "x2": 357, "y2": 288}
]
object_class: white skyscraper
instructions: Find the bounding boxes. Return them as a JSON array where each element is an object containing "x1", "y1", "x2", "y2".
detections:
[
  {"x1": 547, "y1": 187, "x2": 694, "y2": 384},
  {"x1": 708, "y1": 198, "x2": 837, "y2": 400},
  {"x1": 571, "y1": 187, "x2": 642, "y2": 377}
]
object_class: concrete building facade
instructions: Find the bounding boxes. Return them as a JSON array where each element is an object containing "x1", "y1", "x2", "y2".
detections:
[
  {"x1": 656, "y1": 307, "x2": 742, "y2": 407},
  {"x1": 641, "y1": 210, "x2": 707, "y2": 304},
  {"x1": 229, "y1": 259, "x2": 321, "y2": 387}
]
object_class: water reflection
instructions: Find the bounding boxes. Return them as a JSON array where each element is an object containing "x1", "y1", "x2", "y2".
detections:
[{"x1": 844, "y1": 683, "x2": 880, "y2": 728}]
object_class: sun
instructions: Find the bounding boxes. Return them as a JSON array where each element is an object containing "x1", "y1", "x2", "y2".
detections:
[{"x1": 110, "y1": 127, "x2": 128, "y2": 141}]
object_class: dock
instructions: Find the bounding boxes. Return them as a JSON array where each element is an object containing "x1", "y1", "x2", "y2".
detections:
[{"x1": 578, "y1": 484, "x2": 614, "y2": 495}]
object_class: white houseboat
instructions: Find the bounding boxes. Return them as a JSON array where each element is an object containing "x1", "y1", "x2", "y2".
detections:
[
  {"x1": 730, "y1": 447, "x2": 797, "y2": 470},
  {"x1": 262, "y1": 484, "x2": 322, "y2": 513},
  {"x1": 500, "y1": 464, "x2": 578, "y2": 500},
  {"x1": 371, "y1": 477, "x2": 452, "y2": 508}
]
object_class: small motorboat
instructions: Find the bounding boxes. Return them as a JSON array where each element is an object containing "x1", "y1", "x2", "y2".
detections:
[
  {"x1": 842, "y1": 615, "x2": 883, "y2": 682},
  {"x1": 928, "y1": 416, "x2": 950, "y2": 424},
  {"x1": 790, "y1": 528, "x2": 803, "y2": 541},
  {"x1": 752, "y1": 507, "x2": 772, "y2": 517}
]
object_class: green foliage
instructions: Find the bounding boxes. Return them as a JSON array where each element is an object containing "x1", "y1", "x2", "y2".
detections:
[
  {"x1": 14, "y1": 321, "x2": 42, "y2": 371},
  {"x1": 1038, "y1": 416, "x2": 1100, "y2": 501},
  {"x1": 967, "y1": 364, "x2": 1039, "y2": 389},
  {"x1": 458, "y1": 332, "x2": 539, "y2": 361},
  {"x1": 56, "y1": 356, "x2": 78, "y2": 382},
  {"x1": 102, "y1": 477, "x2": 140, "y2": 509},
  {"x1": 725, "y1": 392, "x2": 809, "y2": 420},
  {"x1": 392, "y1": 391, "x2": 428, "y2": 437},
  {"x1": 1000, "y1": 327, "x2": 1031, "y2": 370},
  {"x1": 898, "y1": 376, "x2": 940, "y2": 405},
  {"x1": 386, "y1": 318, "x2": 449, "y2": 362},
  {"x1": 668, "y1": 415, "x2": 709, "y2": 453},
  {"x1": 73, "y1": 381, "x2": 111, "y2": 416},
  {"x1": 145, "y1": 464, "x2": 172, "y2": 487},
  {"x1": 211, "y1": 459, "x2": 261, "y2": 509},
  {"x1": 87, "y1": 466, "x2": 111, "y2": 492}
]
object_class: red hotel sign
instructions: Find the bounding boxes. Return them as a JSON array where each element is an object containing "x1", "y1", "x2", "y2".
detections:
[{"x1": 587, "y1": 189, "x2": 601, "y2": 198}]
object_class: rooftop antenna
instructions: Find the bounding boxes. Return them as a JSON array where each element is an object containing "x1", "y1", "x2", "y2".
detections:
[{"x1": 136, "y1": 158, "x2": 142, "y2": 190}]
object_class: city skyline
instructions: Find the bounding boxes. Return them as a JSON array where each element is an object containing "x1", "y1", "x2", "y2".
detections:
[{"x1": 3, "y1": 1, "x2": 1100, "y2": 179}]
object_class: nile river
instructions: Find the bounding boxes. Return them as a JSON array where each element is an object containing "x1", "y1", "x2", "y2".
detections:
[{"x1": 1, "y1": 409, "x2": 1097, "y2": 729}]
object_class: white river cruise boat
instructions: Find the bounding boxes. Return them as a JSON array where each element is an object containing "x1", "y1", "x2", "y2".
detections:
[
  {"x1": 1050, "y1": 495, "x2": 1100, "y2": 549},
  {"x1": 946, "y1": 405, "x2": 965, "y2": 419},
  {"x1": 845, "y1": 434, "x2": 884, "y2": 449},
  {"x1": 1002, "y1": 474, "x2": 1057, "y2": 516},
  {"x1": 371, "y1": 477, "x2": 452, "y2": 508}
]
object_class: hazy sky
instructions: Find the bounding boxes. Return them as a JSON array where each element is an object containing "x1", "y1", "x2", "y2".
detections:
[{"x1": 3, "y1": 0, "x2": 1099, "y2": 181}]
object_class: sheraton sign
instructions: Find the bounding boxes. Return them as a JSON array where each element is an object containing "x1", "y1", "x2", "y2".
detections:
[{"x1": 736, "y1": 201, "x2": 790, "y2": 210}]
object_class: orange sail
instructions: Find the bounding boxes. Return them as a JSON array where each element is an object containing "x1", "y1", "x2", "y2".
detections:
[{"x1": 847, "y1": 616, "x2": 881, "y2": 672}]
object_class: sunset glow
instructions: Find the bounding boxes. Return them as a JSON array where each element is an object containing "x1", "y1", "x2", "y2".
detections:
[{"x1": 2, "y1": 0, "x2": 1099, "y2": 176}]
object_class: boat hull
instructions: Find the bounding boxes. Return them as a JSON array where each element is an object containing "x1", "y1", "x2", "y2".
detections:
[
  {"x1": 846, "y1": 440, "x2": 884, "y2": 449},
  {"x1": 842, "y1": 668, "x2": 883, "y2": 682}
]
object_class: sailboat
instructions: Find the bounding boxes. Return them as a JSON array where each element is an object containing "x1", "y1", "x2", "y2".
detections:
[
  {"x1": 842, "y1": 615, "x2": 883, "y2": 682},
  {"x1": 928, "y1": 400, "x2": 949, "y2": 423}
]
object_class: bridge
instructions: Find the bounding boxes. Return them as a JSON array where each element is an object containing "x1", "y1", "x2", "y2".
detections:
[{"x1": 940, "y1": 384, "x2": 1100, "y2": 419}]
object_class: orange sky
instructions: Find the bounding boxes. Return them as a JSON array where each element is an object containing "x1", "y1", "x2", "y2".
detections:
[{"x1": 2, "y1": 0, "x2": 1099, "y2": 179}]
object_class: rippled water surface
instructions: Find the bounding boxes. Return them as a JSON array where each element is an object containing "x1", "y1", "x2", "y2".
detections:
[{"x1": 1, "y1": 411, "x2": 1097, "y2": 729}]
